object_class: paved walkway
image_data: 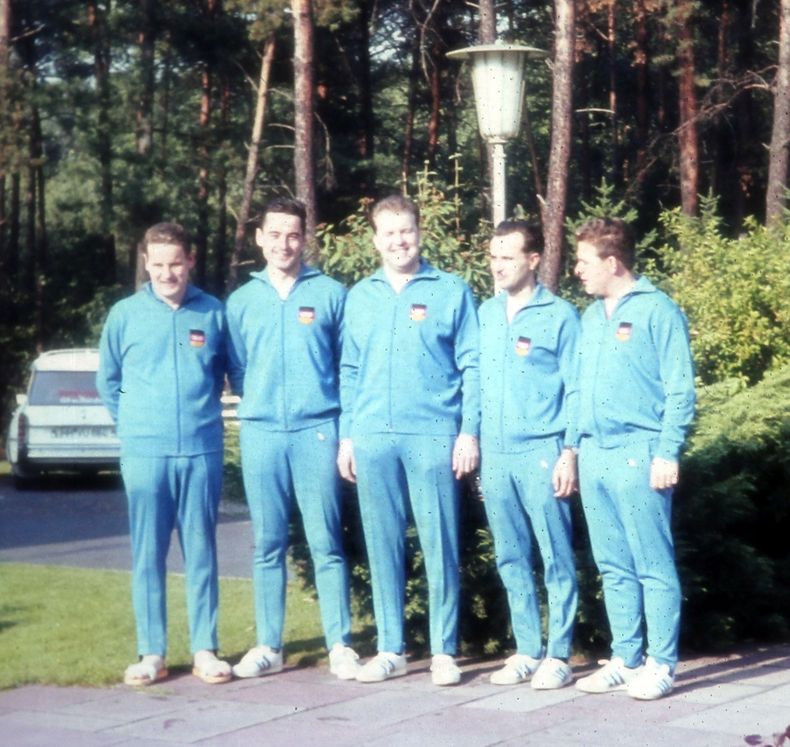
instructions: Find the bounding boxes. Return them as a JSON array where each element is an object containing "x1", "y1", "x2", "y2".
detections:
[{"x1": 1, "y1": 646, "x2": 788, "y2": 746}]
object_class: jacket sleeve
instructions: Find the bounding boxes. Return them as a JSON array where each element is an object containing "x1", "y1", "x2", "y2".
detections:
[
  {"x1": 455, "y1": 284, "x2": 481, "y2": 437},
  {"x1": 338, "y1": 291, "x2": 359, "y2": 440},
  {"x1": 653, "y1": 303, "x2": 696, "y2": 461},
  {"x1": 96, "y1": 306, "x2": 123, "y2": 422},
  {"x1": 225, "y1": 296, "x2": 246, "y2": 396},
  {"x1": 558, "y1": 306, "x2": 582, "y2": 448}
]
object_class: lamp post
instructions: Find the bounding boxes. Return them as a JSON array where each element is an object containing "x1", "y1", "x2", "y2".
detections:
[{"x1": 447, "y1": 43, "x2": 545, "y2": 226}]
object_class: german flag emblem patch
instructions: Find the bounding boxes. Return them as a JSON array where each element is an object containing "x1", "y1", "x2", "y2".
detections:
[
  {"x1": 515, "y1": 337, "x2": 532, "y2": 357},
  {"x1": 189, "y1": 329, "x2": 206, "y2": 348},
  {"x1": 410, "y1": 304, "x2": 428, "y2": 322},
  {"x1": 298, "y1": 307, "x2": 316, "y2": 325},
  {"x1": 615, "y1": 322, "x2": 633, "y2": 341}
]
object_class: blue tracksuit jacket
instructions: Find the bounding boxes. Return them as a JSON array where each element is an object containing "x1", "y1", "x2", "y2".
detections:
[
  {"x1": 479, "y1": 283, "x2": 580, "y2": 453},
  {"x1": 577, "y1": 276, "x2": 696, "y2": 460},
  {"x1": 225, "y1": 265, "x2": 346, "y2": 429},
  {"x1": 96, "y1": 283, "x2": 226, "y2": 456},
  {"x1": 339, "y1": 261, "x2": 480, "y2": 438}
]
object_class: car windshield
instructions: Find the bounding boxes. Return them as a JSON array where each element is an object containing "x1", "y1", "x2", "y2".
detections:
[{"x1": 28, "y1": 371, "x2": 103, "y2": 406}]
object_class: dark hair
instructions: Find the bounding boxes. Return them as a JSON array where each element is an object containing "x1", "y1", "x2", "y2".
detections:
[
  {"x1": 369, "y1": 195, "x2": 420, "y2": 231},
  {"x1": 575, "y1": 217, "x2": 636, "y2": 270},
  {"x1": 263, "y1": 197, "x2": 307, "y2": 234},
  {"x1": 143, "y1": 222, "x2": 191, "y2": 255},
  {"x1": 493, "y1": 220, "x2": 544, "y2": 254}
]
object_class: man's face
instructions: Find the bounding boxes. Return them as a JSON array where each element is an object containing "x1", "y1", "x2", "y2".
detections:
[
  {"x1": 144, "y1": 242, "x2": 194, "y2": 307},
  {"x1": 489, "y1": 232, "x2": 540, "y2": 294},
  {"x1": 256, "y1": 212, "x2": 305, "y2": 275},
  {"x1": 574, "y1": 240, "x2": 613, "y2": 297},
  {"x1": 373, "y1": 209, "x2": 421, "y2": 275}
]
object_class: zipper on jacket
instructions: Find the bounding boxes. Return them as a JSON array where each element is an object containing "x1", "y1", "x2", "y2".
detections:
[
  {"x1": 279, "y1": 300, "x2": 288, "y2": 430},
  {"x1": 172, "y1": 310, "x2": 182, "y2": 452}
]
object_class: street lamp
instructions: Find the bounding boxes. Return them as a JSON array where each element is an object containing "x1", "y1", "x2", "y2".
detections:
[{"x1": 447, "y1": 43, "x2": 545, "y2": 226}]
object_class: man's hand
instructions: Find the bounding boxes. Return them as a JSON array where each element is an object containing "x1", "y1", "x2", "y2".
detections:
[
  {"x1": 650, "y1": 457, "x2": 679, "y2": 490},
  {"x1": 452, "y1": 433, "x2": 479, "y2": 479},
  {"x1": 552, "y1": 448, "x2": 578, "y2": 498},
  {"x1": 337, "y1": 438, "x2": 357, "y2": 483}
]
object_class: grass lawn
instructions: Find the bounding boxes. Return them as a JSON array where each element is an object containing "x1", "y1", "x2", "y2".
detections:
[{"x1": 0, "y1": 563, "x2": 372, "y2": 690}]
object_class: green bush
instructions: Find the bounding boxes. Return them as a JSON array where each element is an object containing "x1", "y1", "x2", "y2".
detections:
[
  {"x1": 658, "y1": 198, "x2": 790, "y2": 385},
  {"x1": 674, "y1": 364, "x2": 790, "y2": 649}
]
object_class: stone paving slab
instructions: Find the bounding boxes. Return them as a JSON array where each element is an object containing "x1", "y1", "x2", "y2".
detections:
[
  {"x1": 0, "y1": 647, "x2": 788, "y2": 747},
  {"x1": 103, "y1": 699, "x2": 297, "y2": 743}
]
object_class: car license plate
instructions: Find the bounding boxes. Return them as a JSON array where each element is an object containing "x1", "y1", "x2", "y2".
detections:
[{"x1": 51, "y1": 426, "x2": 114, "y2": 438}]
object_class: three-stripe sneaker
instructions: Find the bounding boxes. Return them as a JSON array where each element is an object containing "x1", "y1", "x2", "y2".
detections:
[{"x1": 575, "y1": 657, "x2": 642, "y2": 694}]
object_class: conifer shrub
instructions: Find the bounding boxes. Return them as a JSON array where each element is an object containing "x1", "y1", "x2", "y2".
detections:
[{"x1": 674, "y1": 365, "x2": 790, "y2": 649}]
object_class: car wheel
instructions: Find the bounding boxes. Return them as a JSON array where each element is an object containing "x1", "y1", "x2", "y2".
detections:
[{"x1": 12, "y1": 463, "x2": 41, "y2": 490}]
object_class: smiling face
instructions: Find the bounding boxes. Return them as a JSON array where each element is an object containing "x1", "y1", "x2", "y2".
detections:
[
  {"x1": 489, "y1": 232, "x2": 541, "y2": 295},
  {"x1": 256, "y1": 211, "x2": 305, "y2": 277},
  {"x1": 144, "y1": 242, "x2": 195, "y2": 308},
  {"x1": 574, "y1": 240, "x2": 616, "y2": 297},
  {"x1": 372, "y1": 209, "x2": 421, "y2": 276}
]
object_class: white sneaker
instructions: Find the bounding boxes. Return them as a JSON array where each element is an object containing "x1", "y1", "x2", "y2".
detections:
[
  {"x1": 575, "y1": 657, "x2": 642, "y2": 694},
  {"x1": 430, "y1": 654, "x2": 461, "y2": 686},
  {"x1": 356, "y1": 652, "x2": 408, "y2": 683},
  {"x1": 489, "y1": 653, "x2": 541, "y2": 685},
  {"x1": 328, "y1": 644, "x2": 361, "y2": 680},
  {"x1": 232, "y1": 645, "x2": 283, "y2": 679},
  {"x1": 626, "y1": 656, "x2": 674, "y2": 700},
  {"x1": 531, "y1": 657, "x2": 573, "y2": 690}
]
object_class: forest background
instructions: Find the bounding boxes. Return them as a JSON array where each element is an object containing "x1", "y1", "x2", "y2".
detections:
[{"x1": 0, "y1": 0, "x2": 788, "y2": 656}]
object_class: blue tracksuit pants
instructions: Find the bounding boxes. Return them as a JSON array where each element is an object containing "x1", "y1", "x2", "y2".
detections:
[
  {"x1": 578, "y1": 438, "x2": 681, "y2": 669},
  {"x1": 240, "y1": 421, "x2": 352, "y2": 650},
  {"x1": 481, "y1": 438, "x2": 577, "y2": 659},
  {"x1": 121, "y1": 452, "x2": 222, "y2": 656},
  {"x1": 354, "y1": 433, "x2": 460, "y2": 656}
]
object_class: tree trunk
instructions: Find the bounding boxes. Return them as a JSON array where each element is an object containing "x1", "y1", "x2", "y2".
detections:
[
  {"x1": 356, "y1": 0, "x2": 374, "y2": 193},
  {"x1": 479, "y1": 0, "x2": 496, "y2": 41},
  {"x1": 195, "y1": 63, "x2": 212, "y2": 287},
  {"x1": 766, "y1": 0, "x2": 790, "y2": 227},
  {"x1": 676, "y1": 0, "x2": 699, "y2": 216},
  {"x1": 230, "y1": 34, "x2": 275, "y2": 290},
  {"x1": 136, "y1": 0, "x2": 155, "y2": 157},
  {"x1": 293, "y1": 0, "x2": 317, "y2": 252},
  {"x1": 539, "y1": 0, "x2": 575, "y2": 293},
  {"x1": 131, "y1": 0, "x2": 156, "y2": 287},
  {"x1": 0, "y1": 0, "x2": 8, "y2": 270},
  {"x1": 426, "y1": 50, "x2": 441, "y2": 165},
  {"x1": 0, "y1": 175, "x2": 5, "y2": 268},
  {"x1": 478, "y1": 0, "x2": 496, "y2": 219},
  {"x1": 212, "y1": 75, "x2": 230, "y2": 295},
  {"x1": 88, "y1": 0, "x2": 115, "y2": 283},
  {"x1": 607, "y1": 0, "x2": 621, "y2": 186},
  {"x1": 401, "y1": 37, "x2": 419, "y2": 186},
  {"x1": 633, "y1": 0, "x2": 649, "y2": 189},
  {"x1": 8, "y1": 172, "x2": 19, "y2": 277}
]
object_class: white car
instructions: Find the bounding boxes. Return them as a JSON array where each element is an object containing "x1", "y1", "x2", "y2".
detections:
[{"x1": 6, "y1": 348, "x2": 120, "y2": 486}]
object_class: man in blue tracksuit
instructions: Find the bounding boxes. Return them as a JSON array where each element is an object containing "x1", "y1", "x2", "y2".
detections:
[
  {"x1": 479, "y1": 221, "x2": 580, "y2": 690},
  {"x1": 226, "y1": 198, "x2": 360, "y2": 681},
  {"x1": 337, "y1": 195, "x2": 480, "y2": 687},
  {"x1": 97, "y1": 222, "x2": 231, "y2": 687},
  {"x1": 572, "y1": 218, "x2": 695, "y2": 701}
]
